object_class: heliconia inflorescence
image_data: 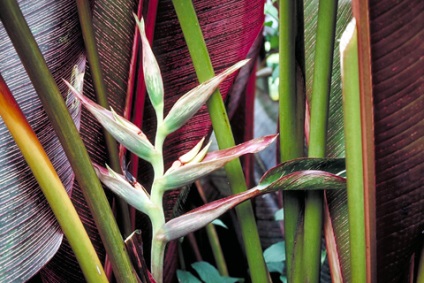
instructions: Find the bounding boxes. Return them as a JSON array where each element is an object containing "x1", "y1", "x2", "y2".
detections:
[{"x1": 66, "y1": 16, "x2": 346, "y2": 283}]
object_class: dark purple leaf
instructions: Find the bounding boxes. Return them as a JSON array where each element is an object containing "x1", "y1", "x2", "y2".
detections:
[
  {"x1": 369, "y1": 0, "x2": 424, "y2": 281},
  {"x1": 0, "y1": 1, "x2": 85, "y2": 281}
]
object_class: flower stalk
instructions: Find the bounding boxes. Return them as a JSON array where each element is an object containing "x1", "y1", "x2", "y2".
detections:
[{"x1": 69, "y1": 19, "x2": 257, "y2": 280}]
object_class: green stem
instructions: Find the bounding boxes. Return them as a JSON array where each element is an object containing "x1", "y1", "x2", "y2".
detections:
[
  {"x1": 205, "y1": 223, "x2": 229, "y2": 276},
  {"x1": 149, "y1": 125, "x2": 167, "y2": 282},
  {"x1": 149, "y1": 208, "x2": 167, "y2": 283},
  {"x1": 0, "y1": 2, "x2": 138, "y2": 282},
  {"x1": 172, "y1": 1, "x2": 270, "y2": 282},
  {"x1": 304, "y1": 0, "x2": 338, "y2": 282},
  {"x1": 196, "y1": 181, "x2": 229, "y2": 276},
  {"x1": 278, "y1": 0, "x2": 305, "y2": 282},
  {"x1": 340, "y1": 19, "x2": 366, "y2": 283},
  {"x1": 417, "y1": 245, "x2": 424, "y2": 283},
  {"x1": 0, "y1": 75, "x2": 108, "y2": 283},
  {"x1": 75, "y1": 0, "x2": 131, "y2": 238}
]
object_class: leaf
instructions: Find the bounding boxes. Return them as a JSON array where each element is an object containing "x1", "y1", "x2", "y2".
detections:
[
  {"x1": 40, "y1": 0, "x2": 139, "y2": 281},
  {"x1": 0, "y1": 1, "x2": 85, "y2": 280},
  {"x1": 192, "y1": 261, "x2": 243, "y2": 283},
  {"x1": 274, "y1": 209, "x2": 284, "y2": 221},
  {"x1": 258, "y1": 157, "x2": 346, "y2": 188},
  {"x1": 157, "y1": 135, "x2": 278, "y2": 190},
  {"x1": 263, "y1": 241, "x2": 286, "y2": 263},
  {"x1": 367, "y1": 0, "x2": 424, "y2": 281},
  {"x1": 176, "y1": 270, "x2": 202, "y2": 283}
]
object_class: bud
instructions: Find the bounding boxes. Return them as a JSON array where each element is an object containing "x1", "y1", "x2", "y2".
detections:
[{"x1": 134, "y1": 16, "x2": 164, "y2": 114}]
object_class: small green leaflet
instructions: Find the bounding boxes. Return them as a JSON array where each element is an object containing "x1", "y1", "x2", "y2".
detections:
[
  {"x1": 177, "y1": 261, "x2": 243, "y2": 283},
  {"x1": 263, "y1": 241, "x2": 285, "y2": 274}
]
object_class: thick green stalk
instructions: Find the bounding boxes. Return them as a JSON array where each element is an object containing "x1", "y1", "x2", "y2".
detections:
[
  {"x1": 172, "y1": 1, "x2": 270, "y2": 282},
  {"x1": 0, "y1": 75, "x2": 108, "y2": 283},
  {"x1": 0, "y1": 2, "x2": 138, "y2": 282},
  {"x1": 304, "y1": 0, "x2": 338, "y2": 282},
  {"x1": 340, "y1": 19, "x2": 366, "y2": 283},
  {"x1": 278, "y1": 1, "x2": 305, "y2": 282},
  {"x1": 75, "y1": 0, "x2": 131, "y2": 237}
]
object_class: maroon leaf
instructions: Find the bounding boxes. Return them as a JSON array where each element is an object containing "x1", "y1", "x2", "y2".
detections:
[{"x1": 369, "y1": 0, "x2": 424, "y2": 282}]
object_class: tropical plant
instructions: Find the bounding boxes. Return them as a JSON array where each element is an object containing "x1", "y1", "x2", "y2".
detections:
[{"x1": 0, "y1": 0, "x2": 422, "y2": 283}]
